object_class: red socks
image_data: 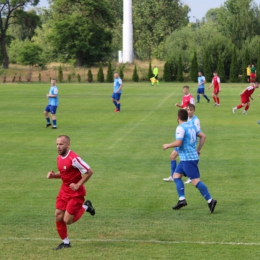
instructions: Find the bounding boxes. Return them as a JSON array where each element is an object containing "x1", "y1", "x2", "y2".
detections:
[
  {"x1": 56, "y1": 221, "x2": 67, "y2": 240},
  {"x1": 73, "y1": 207, "x2": 85, "y2": 223}
]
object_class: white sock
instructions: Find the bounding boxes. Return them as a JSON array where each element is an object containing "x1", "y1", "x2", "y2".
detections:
[
  {"x1": 179, "y1": 196, "x2": 185, "y2": 200},
  {"x1": 63, "y1": 237, "x2": 70, "y2": 244},
  {"x1": 208, "y1": 198, "x2": 212, "y2": 203},
  {"x1": 83, "y1": 205, "x2": 88, "y2": 211}
]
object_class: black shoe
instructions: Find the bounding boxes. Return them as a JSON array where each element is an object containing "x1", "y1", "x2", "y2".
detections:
[
  {"x1": 208, "y1": 199, "x2": 217, "y2": 213},
  {"x1": 208, "y1": 99, "x2": 210, "y2": 103},
  {"x1": 45, "y1": 123, "x2": 52, "y2": 128},
  {"x1": 52, "y1": 126, "x2": 57, "y2": 129},
  {"x1": 84, "y1": 200, "x2": 95, "y2": 216},
  {"x1": 172, "y1": 199, "x2": 187, "y2": 210},
  {"x1": 54, "y1": 242, "x2": 71, "y2": 250}
]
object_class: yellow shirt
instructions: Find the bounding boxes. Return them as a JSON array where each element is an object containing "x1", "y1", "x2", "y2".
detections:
[{"x1": 247, "y1": 67, "x2": 251, "y2": 76}]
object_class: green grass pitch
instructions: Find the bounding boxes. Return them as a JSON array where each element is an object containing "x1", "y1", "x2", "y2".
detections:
[{"x1": 0, "y1": 82, "x2": 260, "y2": 259}]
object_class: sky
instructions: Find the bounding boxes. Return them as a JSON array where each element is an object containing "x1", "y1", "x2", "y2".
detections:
[{"x1": 38, "y1": 0, "x2": 260, "y2": 21}]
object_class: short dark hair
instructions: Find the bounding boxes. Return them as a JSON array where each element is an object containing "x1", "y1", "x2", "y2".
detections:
[
  {"x1": 183, "y1": 85, "x2": 189, "y2": 89},
  {"x1": 178, "y1": 109, "x2": 188, "y2": 121},
  {"x1": 187, "y1": 104, "x2": 195, "y2": 111}
]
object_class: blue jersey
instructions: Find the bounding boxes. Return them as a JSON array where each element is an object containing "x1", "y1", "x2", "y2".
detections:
[
  {"x1": 48, "y1": 86, "x2": 59, "y2": 106},
  {"x1": 114, "y1": 78, "x2": 122, "y2": 93},
  {"x1": 198, "y1": 76, "x2": 205, "y2": 89},
  {"x1": 188, "y1": 115, "x2": 200, "y2": 132},
  {"x1": 175, "y1": 121, "x2": 201, "y2": 161}
]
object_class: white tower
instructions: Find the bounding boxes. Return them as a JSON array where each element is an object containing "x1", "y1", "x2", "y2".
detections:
[{"x1": 119, "y1": 0, "x2": 133, "y2": 63}]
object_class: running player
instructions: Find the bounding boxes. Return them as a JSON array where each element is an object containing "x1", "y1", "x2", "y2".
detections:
[
  {"x1": 197, "y1": 72, "x2": 210, "y2": 103},
  {"x1": 208, "y1": 72, "x2": 221, "y2": 106}
]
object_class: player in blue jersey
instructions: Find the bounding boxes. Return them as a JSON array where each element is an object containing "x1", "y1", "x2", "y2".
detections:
[
  {"x1": 111, "y1": 72, "x2": 123, "y2": 112},
  {"x1": 44, "y1": 78, "x2": 59, "y2": 129},
  {"x1": 163, "y1": 104, "x2": 200, "y2": 183},
  {"x1": 163, "y1": 109, "x2": 217, "y2": 213},
  {"x1": 197, "y1": 72, "x2": 210, "y2": 103}
]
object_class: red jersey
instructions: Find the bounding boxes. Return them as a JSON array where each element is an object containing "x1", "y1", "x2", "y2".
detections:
[
  {"x1": 182, "y1": 94, "x2": 195, "y2": 108},
  {"x1": 212, "y1": 76, "x2": 220, "y2": 90},
  {"x1": 242, "y1": 85, "x2": 256, "y2": 98},
  {"x1": 57, "y1": 150, "x2": 90, "y2": 195}
]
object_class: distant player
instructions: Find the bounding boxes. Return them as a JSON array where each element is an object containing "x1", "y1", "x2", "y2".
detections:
[
  {"x1": 197, "y1": 72, "x2": 210, "y2": 103},
  {"x1": 208, "y1": 72, "x2": 221, "y2": 106},
  {"x1": 246, "y1": 64, "x2": 251, "y2": 83},
  {"x1": 163, "y1": 109, "x2": 217, "y2": 213},
  {"x1": 111, "y1": 72, "x2": 123, "y2": 112},
  {"x1": 152, "y1": 65, "x2": 159, "y2": 86},
  {"x1": 175, "y1": 85, "x2": 195, "y2": 109},
  {"x1": 44, "y1": 78, "x2": 59, "y2": 129},
  {"x1": 250, "y1": 64, "x2": 257, "y2": 83},
  {"x1": 233, "y1": 82, "x2": 259, "y2": 114}
]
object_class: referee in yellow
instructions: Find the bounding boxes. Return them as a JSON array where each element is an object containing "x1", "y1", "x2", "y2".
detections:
[{"x1": 152, "y1": 65, "x2": 159, "y2": 86}]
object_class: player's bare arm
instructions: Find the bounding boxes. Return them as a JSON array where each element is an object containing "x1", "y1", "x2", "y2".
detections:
[
  {"x1": 196, "y1": 131, "x2": 206, "y2": 153},
  {"x1": 175, "y1": 103, "x2": 182, "y2": 108},
  {"x1": 208, "y1": 84, "x2": 212, "y2": 90},
  {"x1": 47, "y1": 170, "x2": 61, "y2": 179},
  {"x1": 69, "y1": 168, "x2": 94, "y2": 191},
  {"x1": 163, "y1": 140, "x2": 182, "y2": 150}
]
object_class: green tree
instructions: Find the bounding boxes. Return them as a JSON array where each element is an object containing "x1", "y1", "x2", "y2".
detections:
[
  {"x1": 68, "y1": 74, "x2": 71, "y2": 82},
  {"x1": 203, "y1": 48, "x2": 212, "y2": 82},
  {"x1": 190, "y1": 51, "x2": 198, "y2": 82},
  {"x1": 256, "y1": 48, "x2": 260, "y2": 82},
  {"x1": 0, "y1": 0, "x2": 40, "y2": 68},
  {"x1": 242, "y1": 48, "x2": 251, "y2": 82},
  {"x1": 58, "y1": 65, "x2": 63, "y2": 83},
  {"x1": 17, "y1": 41, "x2": 43, "y2": 66},
  {"x1": 229, "y1": 46, "x2": 239, "y2": 82},
  {"x1": 119, "y1": 66, "x2": 124, "y2": 81},
  {"x1": 177, "y1": 55, "x2": 184, "y2": 82},
  {"x1": 97, "y1": 62, "x2": 104, "y2": 82},
  {"x1": 217, "y1": 54, "x2": 226, "y2": 83},
  {"x1": 148, "y1": 62, "x2": 153, "y2": 81},
  {"x1": 132, "y1": 65, "x2": 139, "y2": 82},
  {"x1": 87, "y1": 69, "x2": 93, "y2": 82},
  {"x1": 133, "y1": 0, "x2": 189, "y2": 59},
  {"x1": 77, "y1": 73, "x2": 81, "y2": 83},
  {"x1": 106, "y1": 60, "x2": 114, "y2": 83},
  {"x1": 163, "y1": 61, "x2": 171, "y2": 82},
  {"x1": 48, "y1": 0, "x2": 114, "y2": 67}
]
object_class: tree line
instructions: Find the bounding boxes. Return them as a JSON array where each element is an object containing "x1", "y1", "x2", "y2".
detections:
[{"x1": 0, "y1": 0, "x2": 260, "y2": 83}]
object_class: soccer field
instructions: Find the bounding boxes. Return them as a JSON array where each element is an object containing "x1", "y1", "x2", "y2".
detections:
[{"x1": 0, "y1": 82, "x2": 260, "y2": 259}]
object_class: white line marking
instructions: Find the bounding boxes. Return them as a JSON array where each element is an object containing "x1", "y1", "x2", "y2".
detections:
[
  {"x1": 2, "y1": 237, "x2": 260, "y2": 246},
  {"x1": 109, "y1": 92, "x2": 175, "y2": 149}
]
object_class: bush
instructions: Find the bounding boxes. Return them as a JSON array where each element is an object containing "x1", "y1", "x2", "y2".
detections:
[
  {"x1": 38, "y1": 73, "x2": 41, "y2": 83},
  {"x1": 177, "y1": 55, "x2": 184, "y2": 82},
  {"x1": 68, "y1": 74, "x2": 71, "y2": 82},
  {"x1": 87, "y1": 69, "x2": 93, "y2": 82},
  {"x1": 163, "y1": 61, "x2": 171, "y2": 82},
  {"x1": 148, "y1": 62, "x2": 153, "y2": 81},
  {"x1": 97, "y1": 62, "x2": 104, "y2": 82},
  {"x1": 77, "y1": 73, "x2": 81, "y2": 83},
  {"x1": 106, "y1": 60, "x2": 114, "y2": 82},
  {"x1": 132, "y1": 65, "x2": 139, "y2": 82},
  {"x1": 58, "y1": 65, "x2": 63, "y2": 83},
  {"x1": 119, "y1": 67, "x2": 124, "y2": 80},
  {"x1": 190, "y1": 51, "x2": 198, "y2": 82}
]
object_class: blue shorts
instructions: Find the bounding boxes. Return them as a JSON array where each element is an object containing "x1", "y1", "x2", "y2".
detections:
[
  {"x1": 197, "y1": 88, "x2": 205, "y2": 94},
  {"x1": 111, "y1": 93, "x2": 121, "y2": 101},
  {"x1": 175, "y1": 160, "x2": 200, "y2": 180},
  {"x1": 174, "y1": 147, "x2": 179, "y2": 152},
  {"x1": 45, "y1": 105, "x2": 58, "y2": 114}
]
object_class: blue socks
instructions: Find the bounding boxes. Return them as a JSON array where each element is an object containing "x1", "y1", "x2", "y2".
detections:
[
  {"x1": 113, "y1": 101, "x2": 117, "y2": 108},
  {"x1": 196, "y1": 181, "x2": 211, "y2": 201},
  {"x1": 204, "y1": 95, "x2": 210, "y2": 101},
  {"x1": 46, "y1": 118, "x2": 50, "y2": 124},
  {"x1": 170, "y1": 160, "x2": 176, "y2": 177},
  {"x1": 197, "y1": 95, "x2": 200, "y2": 103},
  {"x1": 173, "y1": 178, "x2": 185, "y2": 198},
  {"x1": 117, "y1": 103, "x2": 121, "y2": 111},
  {"x1": 53, "y1": 120, "x2": 57, "y2": 127}
]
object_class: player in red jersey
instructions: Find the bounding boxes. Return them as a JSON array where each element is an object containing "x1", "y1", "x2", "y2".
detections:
[
  {"x1": 232, "y1": 82, "x2": 259, "y2": 114},
  {"x1": 47, "y1": 135, "x2": 95, "y2": 250},
  {"x1": 175, "y1": 85, "x2": 195, "y2": 109},
  {"x1": 208, "y1": 72, "x2": 221, "y2": 106}
]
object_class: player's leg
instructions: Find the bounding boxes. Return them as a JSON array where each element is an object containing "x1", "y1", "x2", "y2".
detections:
[
  {"x1": 115, "y1": 93, "x2": 121, "y2": 111},
  {"x1": 187, "y1": 161, "x2": 217, "y2": 213},
  {"x1": 212, "y1": 92, "x2": 217, "y2": 104},
  {"x1": 50, "y1": 106, "x2": 58, "y2": 129},
  {"x1": 44, "y1": 105, "x2": 52, "y2": 127},
  {"x1": 111, "y1": 93, "x2": 118, "y2": 111},
  {"x1": 243, "y1": 102, "x2": 250, "y2": 114},
  {"x1": 163, "y1": 149, "x2": 178, "y2": 182},
  {"x1": 202, "y1": 90, "x2": 210, "y2": 102},
  {"x1": 155, "y1": 75, "x2": 159, "y2": 85},
  {"x1": 197, "y1": 91, "x2": 200, "y2": 103},
  {"x1": 172, "y1": 162, "x2": 187, "y2": 210}
]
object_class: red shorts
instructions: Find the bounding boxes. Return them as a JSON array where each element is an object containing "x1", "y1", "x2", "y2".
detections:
[
  {"x1": 56, "y1": 188, "x2": 85, "y2": 215},
  {"x1": 250, "y1": 73, "x2": 256, "y2": 79},
  {"x1": 241, "y1": 95, "x2": 250, "y2": 104},
  {"x1": 213, "y1": 88, "x2": 219, "y2": 94}
]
